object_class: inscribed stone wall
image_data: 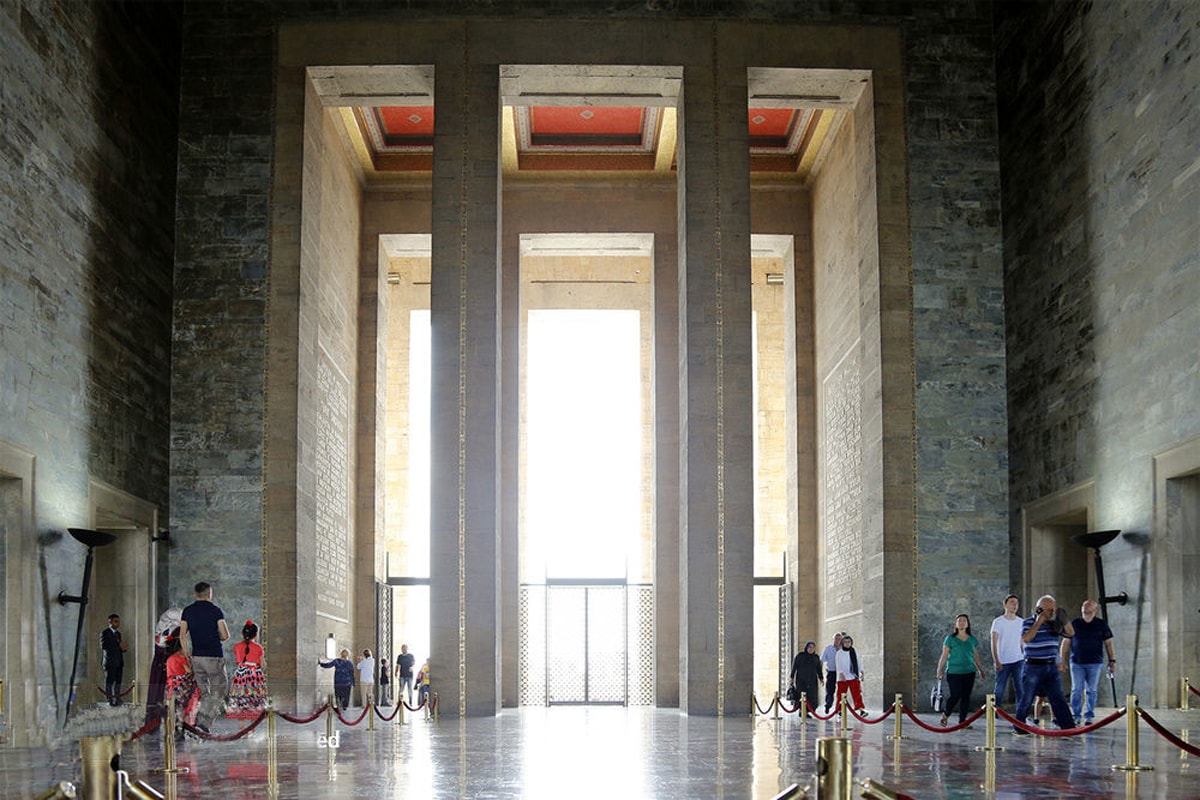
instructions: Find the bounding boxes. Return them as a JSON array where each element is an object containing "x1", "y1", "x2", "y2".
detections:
[
  {"x1": 811, "y1": 106, "x2": 869, "y2": 637},
  {"x1": 315, "y1": 355, "x2": 352, "y2": 620},
  {"x1": 309, "y1": 107, "x2": 365, "y2": 639}
]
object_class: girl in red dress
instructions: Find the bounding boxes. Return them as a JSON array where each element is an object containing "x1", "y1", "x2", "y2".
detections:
[
  {"x1": 165, "y1": 636, "x2": 199, "y2": 730},
  {"x1": 226, "y1": 620, "x2": 268, "y2": 720}
]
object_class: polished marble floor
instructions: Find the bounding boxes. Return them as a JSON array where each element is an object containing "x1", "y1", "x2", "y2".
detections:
[{"x1": 3, "y1": 703, "x2": 1198, "y2": 798}]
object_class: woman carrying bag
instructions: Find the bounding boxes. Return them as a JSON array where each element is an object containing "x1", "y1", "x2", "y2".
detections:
[{"x1": 936, "y1": 613, "x2": 987, "y2": 726}]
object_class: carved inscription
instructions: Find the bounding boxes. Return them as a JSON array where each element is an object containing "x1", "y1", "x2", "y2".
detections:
[
  {"x1": 822, "y1": 347, "x2": 863, "y2": 616},
  {"x1": 315, "y1": 353, "x2": 351, "y2": 621}
]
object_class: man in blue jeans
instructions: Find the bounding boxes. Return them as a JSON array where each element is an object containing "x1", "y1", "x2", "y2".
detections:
[
  {"x1": 1012, "y1": 594, "x2": 1075, "y2": 734},
  {"x1": 180, "y1": 581, "x2": 230, "y2": 733},
  {"x1": 990, "y1": 594, "x2": 1024, "y2": 709},
  {"x1": 1061, "y1": 599, "x2": 1115, "y2": 726}
]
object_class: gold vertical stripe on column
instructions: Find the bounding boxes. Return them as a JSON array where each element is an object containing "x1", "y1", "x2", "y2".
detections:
[
  {"x1": 457, "y1": 25, "x2": 470, "y2": 717},
  {"x1": 710, "y1": 22, "x2": 727, "y2": 718}
]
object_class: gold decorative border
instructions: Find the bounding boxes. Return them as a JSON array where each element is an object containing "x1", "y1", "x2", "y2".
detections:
[
  {"x1": 711, "y1": 21, "x2": 727, "y2": 718},
  {"x1": 457, "y1": 25, "x2": 471, "y2": 717}
]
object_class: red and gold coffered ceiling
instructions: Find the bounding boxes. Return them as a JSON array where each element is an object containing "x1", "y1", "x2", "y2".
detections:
[{"x1": 351, "y1": 102, "x2": 832, "y2": 178}]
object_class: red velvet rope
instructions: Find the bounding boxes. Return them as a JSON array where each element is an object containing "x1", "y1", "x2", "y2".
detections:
[
  {"x1": 126, "y1": 716, "x2": 162, "y2": 742},
  {"x1": 900, "y1": 704, "x2": 983, "y2": 732},
  {"x1": 374, "y1": 702, "x2": 402, "y2": 722},
  {"x1": 96, "y1": 683, "x2": 136, "y2": 699},
  {"x1": 776, "y1": 698, "x2": 800, "y2": 714},
  {"x1": 1189, "y1": 682, "x2": 1200, "y2": 698},
  {"x1": 847, "y1": 704, "x2": 895, "y2": 725},
  {"x1": 400, "y1": 697, "x2": 428, "y2": 712},
  {"x1": 994, "y1": 706, "x2": 1125, "y2": 737},
  {"x1": 805, "y1": 700, "x2": 839, "y2": 721},
  {"x1": 183, "y1": 711, "x2": 267, "y2": 741},
  {"x1": 279, "y1": 704, "x2": 330, "y2": 724},
  {"x1": 753, "y1": 695, "x2": 776, "y2": 715},
  {"x1": 1136, "y1": 708, "x2": 1200, "y2": 757},
  {"x1": 335, "y1": 705, "x2": 371, "y2": 726}
]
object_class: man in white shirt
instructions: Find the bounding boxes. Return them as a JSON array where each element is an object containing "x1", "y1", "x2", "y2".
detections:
[{"x1": 990, "y1": 594, "x2": 1024, "y2": 709}]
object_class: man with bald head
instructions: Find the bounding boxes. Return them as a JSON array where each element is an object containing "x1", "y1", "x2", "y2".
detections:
[
  {"x1": 1061, "y1": 598, "x2": 1116, "y2": 726},
  {"x1": 1011, "y1": 594, "x2": 1075, "y2": 734}
]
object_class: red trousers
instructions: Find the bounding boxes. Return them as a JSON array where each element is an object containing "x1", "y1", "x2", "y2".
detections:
[{"x1": 836, "y1": 679, "x2": 864, "y2": 710}]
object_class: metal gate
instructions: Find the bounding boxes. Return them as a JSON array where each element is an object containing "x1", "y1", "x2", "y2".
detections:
[{"x1": 519, "y1": 582, "x2": 654, "y2": 706}]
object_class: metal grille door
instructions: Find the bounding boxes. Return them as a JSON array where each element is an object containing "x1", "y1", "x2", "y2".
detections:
[
  {"x1": 545, "y1": 585, "x2": 628, "y2": 705},
  {"x1": 520, "y1": 583, "x2": 652, "y2": 706}
]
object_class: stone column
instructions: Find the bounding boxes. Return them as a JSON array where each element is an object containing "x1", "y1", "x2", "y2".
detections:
[
  {"x1": 676, "y1": 54, "x2": 755, "y2": 716},
  {"x1": 429, "y1": 52, "x2": 502, "y2": 717}
]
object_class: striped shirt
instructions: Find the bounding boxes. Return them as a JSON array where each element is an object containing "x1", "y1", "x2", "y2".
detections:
[{"x1": 1022, "y1": 615, "x2": 1066, "y2": 660}]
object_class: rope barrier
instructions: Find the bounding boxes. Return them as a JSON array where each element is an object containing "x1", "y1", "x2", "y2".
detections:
[
  {"x1": 125, "y1": 715, "x2": 161, "y2": 743},
  {"x1": 995, "y1": 706, "x2": 1125, "y2": 736},
  {"x1": 279, "y1": 704, "x2": 330, "y2": 724},
  {"x1": 847, "y1": 704, "x2": 894, "y2": 725},
  {"x1": 334, "y1": 705, "x2": 371, "y2": 726},
  {"x1": 183, "y1": 711, "x2": 266, "y2": 742},
  {"x1": 753, "y1": 694, "x2": 775, "y2": 716},
  {"x1": 400, "y1": 697, "x2": 427, "y2": 713},
  {"x1": 96, "y1": 682, "x2": 136, "y2": 699},
  {"x1": 900, "y1": 704, "x2": 984, "y2": 733},
  {"x1": 1188, "y1": 680, "x2": 1200, "y2": 698},
  {"x1": 373, "y1": 701, "x2": 402, "y2": 722},
  {"x1": 776, "y1": 697, "x2": 800, "y2": 715},
  {"x1": 805, "y1": 700, "x2": 839, "y2": 721},
  {"x1": 1137, "y1": 707, "x2": 1200, "y2": 757}
]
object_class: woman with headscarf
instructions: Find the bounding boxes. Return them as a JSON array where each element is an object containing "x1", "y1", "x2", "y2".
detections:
[
  {"x1": 789, "y1": 641, "x2": 824, "y2": 711},
  {"x1": 835, "y1": 633, "x2": 865, "y2": 712},
  {"x1": 144, "y1": 607, "x2": 183, "y2": 725}
]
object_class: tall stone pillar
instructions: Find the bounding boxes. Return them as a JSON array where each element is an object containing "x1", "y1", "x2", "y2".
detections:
[
  {"x1": 676, "y1": 55, "x2": 755, "y2": 716},
  {"x1": 429, "y1": 53, "x2": 502, "y2": 717}
]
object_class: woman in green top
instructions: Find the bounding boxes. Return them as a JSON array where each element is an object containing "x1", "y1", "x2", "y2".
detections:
[{"x1": 935, "y1": 614, "x2": 987, "y2": 726}]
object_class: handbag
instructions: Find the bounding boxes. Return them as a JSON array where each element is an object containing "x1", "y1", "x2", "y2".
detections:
[{"x1": 930, "y1": 680, "x2": 946, "y2": 712}]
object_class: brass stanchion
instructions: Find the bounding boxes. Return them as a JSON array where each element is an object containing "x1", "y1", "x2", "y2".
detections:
[
  {"x1": 157, "y1": 695, "x2": 188, "y2": 800},
  {"x1": 79, "y1": 734, "x2": 121, "y2": 800},
  {"x1": 398, "y1": 698, "x2": 405, "y2": 725},
  {"x1": 839, "y1": 695, "x2": 849, "y2": 729},
  {"x1": 117, "y1": 770, "x2": 164, "y2": 800},
  {"x1": 815, "y1": 736, "x2": 852, "y2": 800},
  {"x1": 984, "y1": 750, "x2": 997, "y2": 795},
  {"x1": 327, "y1": 695, "x2": 336, "y2": 742},
  {"x1": 368, "y1": 698, "x2": 375, "y2": 731},
  {"x1": 433, "y1": 691, "x2": 439, "y2": 722},
  {"x1": 886, "y1": 694, "x2": 906, "y2": 740},
  {"x1": 799, "y1": 692, "x2": 808, "y2": 726},
  {"x1": 773, "y1": 692, "x2": 781, "y2": 720},
  {"x1": 975, "y1": 694, "x2": 1004, "y2": 752},
  {"x1": 1182, "y1": 677, "x2": 1191, "y2": 711},
  {"x1": 860, "y1": 778, "x2": 904, "y2": 800},
  {"x1": 1112, "y1": 696, "x2": 1153, "y2": 772},
  {"x1": 34, "y1": 782, "x2": 76, "y2": 799},
  {"x1": 267, "y1": 707, "x2": 278, "y2": 790}
]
